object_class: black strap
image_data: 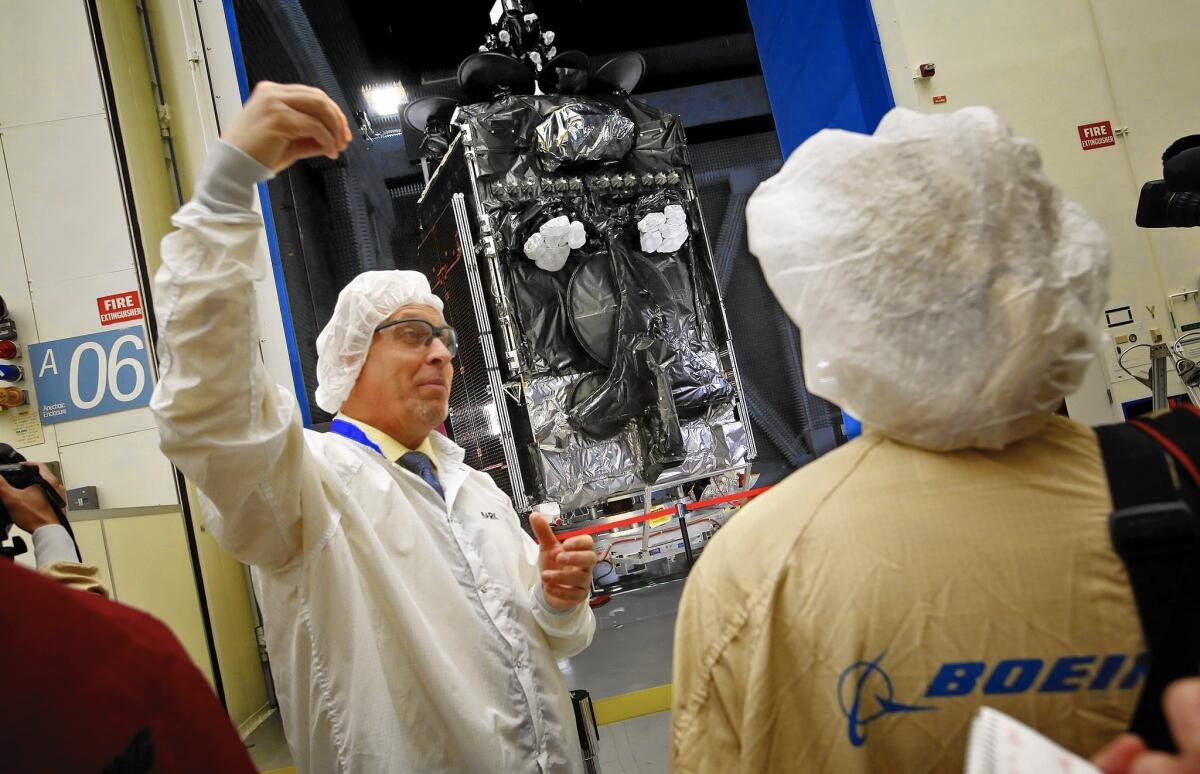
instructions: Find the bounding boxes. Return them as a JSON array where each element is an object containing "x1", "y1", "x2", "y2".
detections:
[
  {"x1": 1131, "y1": 407, "x2": 1200, "y2": 486},
  {"x1": 1096, "y1": 410, "x2": 1200, "y2": 752}
]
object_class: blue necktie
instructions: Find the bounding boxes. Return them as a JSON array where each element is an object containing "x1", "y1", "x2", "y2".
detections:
[{"x1": 399, "y1": 451, "x2": 445, "y2": 501}]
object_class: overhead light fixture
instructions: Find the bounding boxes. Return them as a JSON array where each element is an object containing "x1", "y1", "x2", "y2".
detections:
[{"x1": 364, "y1": 82, "x2": 408, "y2": 116}]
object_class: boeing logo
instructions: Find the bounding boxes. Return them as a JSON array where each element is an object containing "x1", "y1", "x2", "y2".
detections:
[
  {"x1": 925, "y1": 653, "x2": 1147, "y2": 697},
  {"x1": 838, "y1": 652, "x2": 936, "y2": 747},
  {"x1": 838, "y1": 652, "x2": 1147, "y2": 747}
]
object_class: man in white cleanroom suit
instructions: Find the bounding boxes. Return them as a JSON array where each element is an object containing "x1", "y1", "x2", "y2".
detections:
[
  {"x1": 671, "y1": 107, "x2": 1149, "y2": 773},
  {"x1": 151, "y1": 82, "x2": 596, "y2": 774}
]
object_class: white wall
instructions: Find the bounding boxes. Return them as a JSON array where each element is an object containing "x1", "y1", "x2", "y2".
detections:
[
  {"x1": 873, "y1": 0, "x2": 1200, "y2": 422},
  {"x1": 0, "y1": 0, "x2": 212, "y2": 681}
]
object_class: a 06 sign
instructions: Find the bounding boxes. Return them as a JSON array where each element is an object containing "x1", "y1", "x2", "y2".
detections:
[{"x1": 29, "y1": 326, "x2": 153, "y2": 425}]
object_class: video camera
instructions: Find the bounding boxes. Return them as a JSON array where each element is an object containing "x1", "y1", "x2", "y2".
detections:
[
  {"x1": 1135, "y1": 135, "x2": 1200, "y2": 228},
  {"x1": 0, "y1": 444, "x2": 76, "y2": 561}
]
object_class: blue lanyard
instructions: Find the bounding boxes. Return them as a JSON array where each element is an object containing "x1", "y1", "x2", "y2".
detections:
[{"x1": 328, "y1": 419, "x2": 383, "y2": 456}]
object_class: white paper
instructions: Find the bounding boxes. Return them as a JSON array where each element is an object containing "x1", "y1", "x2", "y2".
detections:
[
  {"x1": 10, "y1": 406, "x2": 44, "y2": 448},
  {"x1": 965, "y1": 707, "x2": 1101, "y2": 774}
]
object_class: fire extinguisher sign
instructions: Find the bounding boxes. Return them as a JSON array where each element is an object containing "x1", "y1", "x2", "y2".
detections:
[
  {"x1": 29, "y1": 326, "x2": 153, "y2": 425},
  {"x1": 97, "y1": 290, "x2": 143, "y2": 326},
  {"x1": 1078, "y1": 121, "x2": 1116, "y2": 151}
]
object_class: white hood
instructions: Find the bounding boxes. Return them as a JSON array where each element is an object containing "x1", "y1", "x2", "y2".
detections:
[{"x1": 747, "y1": 107, "x2": 1111, "y2": 450}]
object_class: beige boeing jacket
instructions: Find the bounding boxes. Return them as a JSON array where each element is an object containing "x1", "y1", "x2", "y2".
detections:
[{"x1": 672, "y1": 416, "x2": 1144, "y2": 773}]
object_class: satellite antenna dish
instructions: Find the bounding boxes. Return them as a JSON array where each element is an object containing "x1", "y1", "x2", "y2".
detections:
[
  {"x1": 568, "y1": 252, "x2": 619, "y2": 367},
  {"x1": 590, "y1": 52, "x2": 646, "y2": 94},
  {"x1": 403, "y1": 96, "x2": 460, "y2": 159},
  {"x1": 536, "y1": 49, "x2": 590, "y2": 95},
  {"x1": 402, "y1": 96, "x2": 458, "y2": 135},
  {"x1": 458, "y1": 51, "x2": 535, "y2": 102}
]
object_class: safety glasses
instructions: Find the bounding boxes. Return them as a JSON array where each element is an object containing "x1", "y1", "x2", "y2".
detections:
[{"x1": 373, "y1": 319, "x2": 459, "y2": 358}]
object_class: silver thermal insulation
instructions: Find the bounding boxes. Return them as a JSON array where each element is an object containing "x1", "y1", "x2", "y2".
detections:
[{"x1": 526, "y1": 374, "x2": 748, "y2": 510}]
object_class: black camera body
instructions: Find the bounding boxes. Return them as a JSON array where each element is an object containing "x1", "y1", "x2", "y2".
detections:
[
  {"x1": 0, "y1": 462, "x2": 41, "y2": 489},
  {"x1": 1136, "y1": 138, "x2": 1200, "y2": 228},
  {"x1": 0, "y1": 444, "x2": 71, "y2": 560},
  {"x1": 0, "y1": 445, "x2": 31, "y2": 559}
]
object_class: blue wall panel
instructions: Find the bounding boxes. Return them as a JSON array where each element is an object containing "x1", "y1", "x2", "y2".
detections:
[
  {"x1": 223, "y1": 0, "x2": 313, "y2": 426},
  {"x1": 746, "y1": 0, "x2": 895, "y2": 155}
]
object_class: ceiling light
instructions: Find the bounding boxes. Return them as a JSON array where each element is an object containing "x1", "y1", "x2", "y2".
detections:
[{"x1": 365, "y1": 83, "x2": 408, "y2": 116}]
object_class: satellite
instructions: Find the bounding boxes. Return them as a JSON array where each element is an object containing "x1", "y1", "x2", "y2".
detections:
[{"x1": 401, "y1": 1, "x2": 756, "y2": 571}]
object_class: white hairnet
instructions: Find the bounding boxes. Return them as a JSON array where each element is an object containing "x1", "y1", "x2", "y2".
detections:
[
  {"x1": 746, "y1": 107, "x2": 1111, "y2": 451},
  {"x1": 315, "y1": 270, "x2": 444, "y2": 414}
]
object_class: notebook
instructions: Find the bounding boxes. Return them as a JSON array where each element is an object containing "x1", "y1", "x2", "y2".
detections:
[{"x1": 965, "y1": 707, "x2": 1102, "y2": 774}]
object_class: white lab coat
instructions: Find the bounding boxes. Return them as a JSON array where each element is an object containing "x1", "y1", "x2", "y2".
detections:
[{"x1": 150, "y1": 142, "x2": 594, "y2": 773}]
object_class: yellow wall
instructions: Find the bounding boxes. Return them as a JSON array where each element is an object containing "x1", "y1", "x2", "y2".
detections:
[
  {"x1": 92, "y1": 0, "x2": 270, "y2": 730},
  {"x1": 139, "y1": 0, "x2": 223, "y2": 196},
  {"x1": 104, "y1": 510, "x2": 215, "y2": 683},
  {"x1": 93, "y1": 0, "x2": 178, "y2": 278}
]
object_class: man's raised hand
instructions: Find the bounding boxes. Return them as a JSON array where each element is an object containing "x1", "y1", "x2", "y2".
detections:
[{"x1": 222, "y1": 82, "x2": 351, "y2": 173}]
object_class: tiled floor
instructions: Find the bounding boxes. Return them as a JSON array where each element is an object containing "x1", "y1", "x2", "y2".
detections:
[
  {"x1": 245, "y1": 581, "x2": 683, "y2": 772},
  {"x1": 248, "y1": 713, "x2": 672, "y2": 774},
  {"x1": 245, "y1": 712, "x2": 293, "y2": 772},
  {"x1": 596, "y1": 712, "x2": 671, "y2": 774},
  {"x1": 561, "y1": 580, "x2": 683, "y2": 699}
]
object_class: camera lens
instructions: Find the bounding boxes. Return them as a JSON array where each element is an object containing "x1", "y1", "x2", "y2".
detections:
[
  {"x1": 1136, "y1": 180, "x2": 1200, "y2": 228},
  {"x1": 1164, "y1": 190, "x2": 1200, "y2": 227}
]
